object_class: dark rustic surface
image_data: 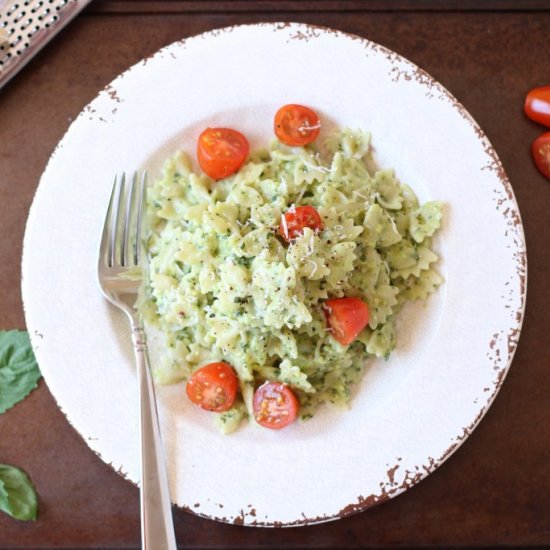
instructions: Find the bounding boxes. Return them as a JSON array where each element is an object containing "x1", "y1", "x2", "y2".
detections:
[{"x1": 1, "y1": 1, "x2": 549, "y2": 548}]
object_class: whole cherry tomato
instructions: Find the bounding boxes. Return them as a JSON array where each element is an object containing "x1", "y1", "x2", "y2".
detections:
[{"x1": 524, "y1": 85, "x2": 550, "y2": 128}]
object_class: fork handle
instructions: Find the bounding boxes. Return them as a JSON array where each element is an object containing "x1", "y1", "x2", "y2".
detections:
[{"x1": 131, "y1": 324, "x2": 177, "y2": 550}]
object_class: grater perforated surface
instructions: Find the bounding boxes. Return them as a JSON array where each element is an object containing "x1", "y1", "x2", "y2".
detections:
[{"x1": 0, "y1": 0, "x2": 92, "y2": 90}]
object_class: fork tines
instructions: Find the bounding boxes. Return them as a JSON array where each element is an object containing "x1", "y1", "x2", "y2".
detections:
[{"x1": 101, "y1": 172, "x2": 147, "y2": 269}]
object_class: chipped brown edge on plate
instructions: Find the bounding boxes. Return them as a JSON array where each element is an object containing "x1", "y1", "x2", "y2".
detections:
[{"x1": 22, "y1": 22, "x2": 527, "y2": 528}]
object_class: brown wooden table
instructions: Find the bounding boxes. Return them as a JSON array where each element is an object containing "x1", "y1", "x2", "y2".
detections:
[{"x1": 1, "y1": 1, "x2": 549, "y2": 548}]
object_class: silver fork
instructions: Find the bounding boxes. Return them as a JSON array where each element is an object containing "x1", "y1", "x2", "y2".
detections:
[{"x1": 98, "y1": 173, "x2": 177, "y2": 550}]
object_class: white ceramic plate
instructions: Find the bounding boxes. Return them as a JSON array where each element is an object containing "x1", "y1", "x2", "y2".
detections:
[{"x1": 22, "y1": 23, "x2": 526, "y2": 526}]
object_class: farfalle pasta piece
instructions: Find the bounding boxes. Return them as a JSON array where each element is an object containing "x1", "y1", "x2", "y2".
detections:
[{"x1": 409, "y1": 201, "x2": 444, "y2": 243}]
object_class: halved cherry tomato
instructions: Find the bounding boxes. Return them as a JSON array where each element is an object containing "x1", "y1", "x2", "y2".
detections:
[
  {"x1": 524, "y1": 85, "x2": 550, "y2": 128},
  {"x1": 197, "y1": 128, "x2": 249, "y2": 180},
  {"x1": 253, "y1": 382, "x2": 299, "y2": 429},
  {"x1": 323, "y1": 297, "x2": 370, "y2": 346},
  {"x1": 274, "y1": 104, "x2": 321, "y2": 146},
  {"x1": 531, "y1": 132, "x2": 550, "y2": 180},
  {"x1": 186, "y1": 362, "x2": 239, "y2": 412},
  {"x1": 279, "y1": 205, "x2": 324, "y2": 242}
]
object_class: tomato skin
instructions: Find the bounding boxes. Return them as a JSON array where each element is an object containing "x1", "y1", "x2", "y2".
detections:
[
  {"x1": 274, "y1": 104, "x2": 321, "y2": 146},
  {"x1": 323, "y1": 297, "x2": 370, "y2": 346},
  {"x1": 531, "y1": 132, "x2": 550, "y2": 179},
  {"x1": 186, "y1": 362, "x2": 239, "y2": 412},
  {"x1": 197, "y1": 128, "x2": 249, "y2": 180},
  {"x1": 524, "y1": 86, "x2": 550, "y2": 128},
  {"x1": 253, "y1": 382, "x2": 299, "y2": 430},
  {"x1": 279, "y1": 205, "x2": 324, "y2": 242}
]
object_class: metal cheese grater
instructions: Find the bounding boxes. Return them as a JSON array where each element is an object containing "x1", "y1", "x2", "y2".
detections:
[{"x1": 0, "y1": 0, "x2": 93, "y2": 90}]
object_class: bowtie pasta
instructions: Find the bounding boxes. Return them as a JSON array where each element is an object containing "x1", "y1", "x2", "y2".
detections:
[{"x1": 139, "y1": 129, "x2": 444, "y2": 433}]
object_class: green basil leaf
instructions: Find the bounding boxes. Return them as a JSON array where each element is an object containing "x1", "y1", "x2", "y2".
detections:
[
  {"x1": 0, "y1": 330, "x2": 41, "y2": 414},
  {"x1": 0, "y1": 464, "x2": 38, "y2": 521}
]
